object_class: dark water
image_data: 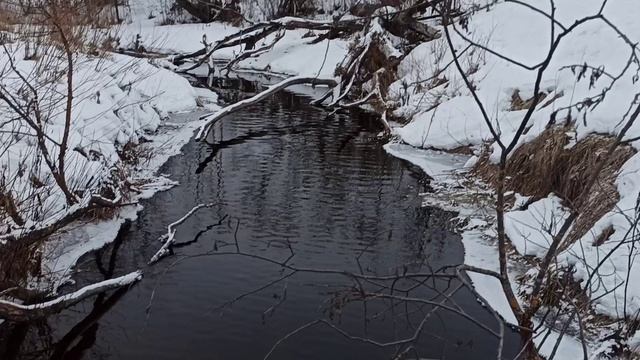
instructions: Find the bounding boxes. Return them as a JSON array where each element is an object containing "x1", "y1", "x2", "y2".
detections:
[{"x1": 1, "y1": 75, "x2": 520, "y2": 360}]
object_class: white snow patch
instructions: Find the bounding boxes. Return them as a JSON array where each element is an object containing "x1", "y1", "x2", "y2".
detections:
[
  {"x1": 383, "y1": 142, "x2": 469, "y2": 179},
  {"x1": 505, "y1": 195, "x2": 571, "y2": 257}
]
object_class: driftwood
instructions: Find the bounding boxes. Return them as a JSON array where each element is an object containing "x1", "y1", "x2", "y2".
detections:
[
  {"x1": 149, "y1": 203, "x2": 218, "y2": 264},
  {"x1": 0, "y1": 271, "x2": 142, "y2": 322},
  {"x1": 222, "y1": 30, "x2": 286, "y2": 75}
]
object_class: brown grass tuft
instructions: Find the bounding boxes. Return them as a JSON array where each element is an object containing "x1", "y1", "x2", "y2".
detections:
[
  {"x1": 0, "y1": 241, "x2": 41, "y2": 293},
  {"x1": 472, "y1": 126, "x2": 635, "y2": 245},
  {"x1": 510, "y1": 89, "x2": 547, "y2": 111}
]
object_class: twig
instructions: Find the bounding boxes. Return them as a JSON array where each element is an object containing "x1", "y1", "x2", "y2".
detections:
[{"x1": 149, "y1": 203, "x2": 217, "y2": 264}]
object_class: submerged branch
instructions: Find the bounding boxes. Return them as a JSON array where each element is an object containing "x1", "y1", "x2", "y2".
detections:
[{"x1": 149, "y1": 203, "x2": 218, "y2": 264}]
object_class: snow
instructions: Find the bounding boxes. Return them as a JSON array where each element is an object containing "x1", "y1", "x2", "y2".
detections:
[
  {"x1": 461, "y1": 226, "x2": 519, "y2": 325},
  {"x1": 383, "y1": 142, "x2": 469, "y2": 180},
  {"x1": 560, "y1": 152, "x2": 640, "y2": 318},
  {"x1": 391, "y1": 0, "x2": 640, "y2": 154},
  {"x1": 629, "y1": 330, "x2": 640, "y2": 353},
  {"x1": 382, "y1": 0, "x2": 640, "y2": 355},
  {"x1": 0, "y1": 270, "x2": 142, "y2": 311},
  {"x1": 122, "y1": 0, "x2": 378, "y2": 24},
  {"x1": 38, "y1": 111, "x2": 207, "y2": 292},
  {"x1": 118, "y1": 2, "x2": 350, "y2": 79},
  {"x1": 396, "y1": 96, "x2": 499, "y2": 150},
  {"x1": 460, "y1": 218, "x2": 590, "y2": 358},
  {"x1": 0, "y1": 44, "x2": 201, "y2": 232},
  {"x1": 1, "y1": 31, "x2": 217, "y2": 294},
  {"x1": 505, "y1": 195, "x2": 572, "y2": 257},
  {"x1": 120, "y1": 21, "x2": 241, "y2": 55},
  {"x1": 231, "y1": 31, "x2": 349, "y2": 78},
  {"x1": 118, "y1": 0, "x2": 353, "y2": 80}
]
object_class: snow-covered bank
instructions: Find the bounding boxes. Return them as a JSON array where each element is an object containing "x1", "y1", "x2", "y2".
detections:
[
  {"x1": 381, "y1": 142, "x2": 592, "y2": 357},
  {"x1": 39, "y1": 110, "x2": 212, "y2": 291},
  {"x1": 380, "y1": 0, "x2": 640, "y2": 357},
  {"x1": 0, "y1": 44, "x2": 199, "y2": 229},
  {"x1": 390, "y1": 0, "x2": 640, "y2": 153},
  {"x1": 118, "y1": 0, "x2": 350, "y2": 77},
  {"x1": 120, "y1": 22, "x2": 349, "y2": 78},
  {"x1": 0, "y1": 36, "x2": 219, "y2": 293}
]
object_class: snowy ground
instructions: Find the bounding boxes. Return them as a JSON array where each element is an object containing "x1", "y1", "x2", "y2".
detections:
[
  {"x1": 0, "y1": 34, "x2": 219, "y2": 293},
  {"x1": 380, "y1": 0, "x2": 640, "y2": 357},
  {"x1": 0, "y1": 47, "x2": 198, "y2": 225},
  {"x1": 118, "y1": 14, "x2": 349, "y2": 78}
]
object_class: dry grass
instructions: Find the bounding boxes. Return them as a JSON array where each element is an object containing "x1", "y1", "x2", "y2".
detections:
[
  {"x1": 510, "y1": 89, "x2": 547, "y2": 111},
  {"x1": 473, "y1": 126, "x2": 635, "y2": 244},
  {"x1": 0, "y1": 4, "x2": 19, "y2": 36},
  {"x1": 0, "y1": 241, "x2": 41, "y2": 294}
]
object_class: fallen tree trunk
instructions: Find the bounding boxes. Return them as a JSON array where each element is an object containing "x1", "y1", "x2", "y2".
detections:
[
  {"x1": 175, "y1": 17, "x2": 365, "y2": 71},
  {"x1": 196, "y1": 76, "x2": 337, "y2": 140},
  {"x1": 0, "y1": 271, "x2": 142, "y2": 322},
  {"x1": 222, "y1": 30, "x2": 286, "y2": 75}
]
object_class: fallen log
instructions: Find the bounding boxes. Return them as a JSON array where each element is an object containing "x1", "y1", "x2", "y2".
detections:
[
  {"x1": 176, "y1": 17, "x2": 365, "y2": 70},
  {"x1": 196, "y1": 76, "x2": 337, "y2": 140},
  {"x1": 222, "y1": 30, "x2": 286, "y2": 75},
  {"x1": 0, "y1": 271, "x2": 142, "y2": 322}
]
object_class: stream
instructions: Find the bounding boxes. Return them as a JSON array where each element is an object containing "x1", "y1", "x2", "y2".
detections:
[{"x1": 1, "y1": 75, "x2": 521, "y2": 360}]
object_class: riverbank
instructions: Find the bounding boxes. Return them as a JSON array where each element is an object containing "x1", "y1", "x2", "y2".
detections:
[
  {"x1": 39, "y1": 108, "x2": 215, "y2": 291},
  {"x1": 0, "y1": 34, "x2": 224, "y2": 292}
]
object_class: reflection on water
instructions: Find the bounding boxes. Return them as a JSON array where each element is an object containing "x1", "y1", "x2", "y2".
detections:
[{"x1": 0, "y1": 75, "x2": 521, "y2": 360}]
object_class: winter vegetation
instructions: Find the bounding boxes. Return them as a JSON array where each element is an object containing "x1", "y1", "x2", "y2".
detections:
[
  {"x1": 1, "y1": 0, "x2": 640, "y2": 359},
  {"x1": 0, "y1": 0, "x2": 208, "y2": 321}
]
